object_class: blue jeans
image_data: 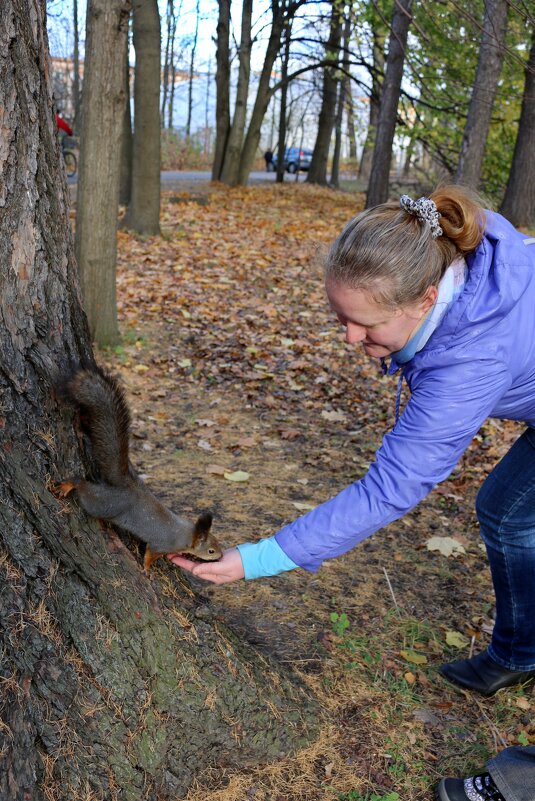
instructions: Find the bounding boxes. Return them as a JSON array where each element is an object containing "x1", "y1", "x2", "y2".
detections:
[
  {"x1": 488, "y1": 746, "x2": 535, "y2": 801},
  {"x1": 476, "y1": 427, "x2": 535, "y2": 670}
]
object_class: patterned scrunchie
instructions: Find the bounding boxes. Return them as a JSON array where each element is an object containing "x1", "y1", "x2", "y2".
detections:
[{"x1": 400, "y1": 195, "x2": 443, "y2": 239}]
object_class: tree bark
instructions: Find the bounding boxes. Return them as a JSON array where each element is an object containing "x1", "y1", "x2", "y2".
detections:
[
  {"x1": 220, "y1": 0, "x2": 253, "y2": 185},
  {"x1": 455, "y1": 0, "x2": 509, "y2": 189},
  {"x1": 366, "y1": 0, "x2": 413, "y2": 208},
  {"x1": 0, "y1": 5, "x2": 318, "y2": 799},
  {"x1": 75, "y1": 0, "x2": 131, "y2": 347},
  {"x1": 123, "y1": 0, "x2": 161, "y2": 236},
  {"x1": 212, "y1": 0, "x2": 231, "y2": 180},
  {"x1": 498, "y1": 28, "x2": 535, "y2": 227},
  {"x1": 307, "y1": 0, "x2": 344, "y2": 186},
  {"x1": 359, "y1": 23, "x2": 386, "y2": 183}
]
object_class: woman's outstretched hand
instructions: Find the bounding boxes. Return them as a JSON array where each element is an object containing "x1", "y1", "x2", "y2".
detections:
[{"x1": 167, "y1": 547, "x2": 245, "y2": 584}]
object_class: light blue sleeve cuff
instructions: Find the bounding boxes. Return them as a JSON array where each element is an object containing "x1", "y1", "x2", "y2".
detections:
[{"x1": 236, "y1": 537, "x2": 299, "y2": 580}]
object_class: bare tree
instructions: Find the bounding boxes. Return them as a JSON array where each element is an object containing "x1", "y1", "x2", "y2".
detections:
[
  {"x1": 331, "y1": 12, "x2": 352, "y2": 189},
  {"x1": 123, "y1": 0, "x2": 161, "y2": 236},
  {"x1": 455, "y1": 0, "x2": 509, "y2": 188},
  {"x1": 307, "y1": 0, "x2": 344, "y2": 185},
  {"x1": 186, "y1": 0, "x2": 201, "y2": 138},
  {"x1": 161, "y1": 0, "x2": 176, "y2": 126},
  {"x1": 359, "y1": 20, "x2": 387, "y2": 182},
  {"x1": 72, "y1": 0, "x2": 81, "y2": 129},
  {"x1": 366, "y1": 0, "x2": 413, "y2": 208},
  {"x1": 120, "y1": 40, "x2": 133, "y2": 207},
  {"x1": 499, "y1": 26, "x2": 535, "y2": 227},
  {"x1": 212, "y1": 0, "x2": 231, "y2": 180},
  {"x1": 276, "y1": 22, "x2": 292, "y2": 184},
  {"x1": 0, "y1": 4, "x2": 317, "y2": 798},
  {"x1": 236, "y1": 0, "x2": 306, "y2": 185},
  {"x1": 220, "y1": 0, "x2": 253, "y2": 185},
  {"x1": 75, "y1": 0, "x2": 132, "y2": 346}
]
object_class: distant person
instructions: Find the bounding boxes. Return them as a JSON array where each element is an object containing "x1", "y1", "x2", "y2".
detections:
[
  {"x1": 56, "y1": 110, "x2": 73, "y2": 137},
  {"x1": 264, "y1": 149, "x2": 273, "y2": 171}
]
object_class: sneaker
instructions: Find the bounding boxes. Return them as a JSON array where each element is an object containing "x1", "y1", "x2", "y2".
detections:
[{"x1": 436, "y1": 772, "x2": 505, "y2": 801}]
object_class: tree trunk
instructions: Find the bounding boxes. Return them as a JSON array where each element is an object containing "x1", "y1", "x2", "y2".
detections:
[
  {"x1": 123, "y1": 0, "x2": 161, "y2": 236},
  {"x1": 236, "y1": 2, "x2": 289, "y2": 185},
  {"x1": 455, "y1": 0, "x2": 509, "y2": 189},
  {"x1": 498, "y1": 29, "x2": 535, "y2": 227},
  {"x1": 307, "y1": 0, "x2": 344, "y2": 186},
  {"x1": 120, "y1": 42, "x2": 133, "y2": 207},
  {"x1": 276, "y1": 23, "x2": 292, "y2": 184},
  {"x1": 220, "y1": 0, "x2": 253, "y2": 185},
  {"x1": 72, "y1": 0, "x2": 81, "y2": 131},
  {"x1": 0, "y1": 5, "x2": 318, "y2": 799},
  {"x1": 75, "y1": 0, "x2": 131, "y2": 347},
  {"x1": 366, "y1": 0, "x2": 413, "y2": 208},
  {"x1": 212, "y1": 0, "x2": 231, "y2": 180},
  {"x1": 346, "y1": 86, "x2": 357, "y2": 161},
  {"x1": 186, "y1": 0, "x2": 201, "y2": 138},
  {"x1": 161, "y1": 0, "x2": 174, "y2": 126},
  {"x1": 359, "y1": 23, "x2": 386, "y2": 182},
  {"x1": 330, "y1": 14, "x2": 352, "y2": 189}
]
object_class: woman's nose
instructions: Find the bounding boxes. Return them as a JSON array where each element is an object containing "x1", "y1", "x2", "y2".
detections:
[{"x1": 345, "y1": 323, "x2": 366, "y2": 344}]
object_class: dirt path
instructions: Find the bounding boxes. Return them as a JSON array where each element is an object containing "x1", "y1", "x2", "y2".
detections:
[{"x1": 101, "y1": 184, "x2": 531, "y2": 800}]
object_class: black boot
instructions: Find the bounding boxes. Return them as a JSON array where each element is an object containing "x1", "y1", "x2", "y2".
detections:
[
  {"x1": 436, "y1": 772, "x2": 505, "y2": 801},
  {"x1": 440, "y1": 649, "x2": 535, "y2": 696}
]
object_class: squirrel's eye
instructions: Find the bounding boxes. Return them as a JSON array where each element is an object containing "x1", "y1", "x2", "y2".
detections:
[{"x1": 208, "y1": 548, "x2": 215, "y2": 554}]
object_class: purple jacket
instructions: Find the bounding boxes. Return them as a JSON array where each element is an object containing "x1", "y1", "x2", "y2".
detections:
[{"x1": 275, "y1": 212, "x2": 535, "y2": 572}]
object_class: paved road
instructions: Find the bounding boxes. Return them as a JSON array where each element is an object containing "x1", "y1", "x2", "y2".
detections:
[
  {"x1": 67, "y1": 169, "x2": 307, "y2": 193},
  {"x1": 161, "y1": 169, "x2": 307, "y2": 186}
]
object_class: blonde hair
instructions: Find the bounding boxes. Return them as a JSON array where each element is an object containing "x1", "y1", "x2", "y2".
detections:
[{"x1": 326, "y1": 185, "x2": 486, "y2": 309}]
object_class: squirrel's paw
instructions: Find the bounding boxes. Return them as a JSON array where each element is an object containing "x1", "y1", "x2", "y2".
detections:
[
  {"x1": 143, "y1": 546, "x2": 165, "y2": 573},
  {"x1": 47, "y1": 479, "x2": 78, "y2": 498},
  {"x1": 56, "y1": 480, "x2": 78, "y2": 497}
]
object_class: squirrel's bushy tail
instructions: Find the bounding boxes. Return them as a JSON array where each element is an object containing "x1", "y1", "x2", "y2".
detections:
[{"x1": 66, "y1": 367, "x2": 131, "y2": 486}]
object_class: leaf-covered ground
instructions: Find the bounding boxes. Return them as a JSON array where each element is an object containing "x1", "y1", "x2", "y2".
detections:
[{"x1": 104, "y1": 183, "x2": 532, "y2": 801}]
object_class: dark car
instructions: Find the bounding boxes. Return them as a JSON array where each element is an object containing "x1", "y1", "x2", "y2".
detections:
[{"x1": 270, "y1": 146, "x2": 313, "y2": 173}]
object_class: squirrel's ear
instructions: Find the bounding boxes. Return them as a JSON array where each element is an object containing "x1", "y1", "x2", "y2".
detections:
[{"x1": 192, "y1": 511, "x2": 213, "y2": 544}]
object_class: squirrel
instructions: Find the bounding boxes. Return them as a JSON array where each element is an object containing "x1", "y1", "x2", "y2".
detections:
[{"x1": 59, "y1": 367, "x2": 222, "y2": 571}]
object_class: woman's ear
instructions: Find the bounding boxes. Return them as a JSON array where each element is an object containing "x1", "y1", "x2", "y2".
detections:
[{"x1": 420, "y1": 285, "x2": 438, "y2": 315}]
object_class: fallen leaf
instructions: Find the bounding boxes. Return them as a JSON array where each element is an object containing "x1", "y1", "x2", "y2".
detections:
[
  {"x1": 279, "y1": 428, "x2": 300, "y2": 440},
  {"x1": 515, "y1": 697, "x2": 531, "y2": 711},
  {"x1": 321, "y1": 409, "x2": 347, "y2": 423},
  {"x1": 400, "y1": 650, "x2": 428, "y2": 665},
  {"x1": 224, "y1": 470, "x2": 250, "y2": 482},
  {"x1": 445, "y1": 630, "x2": 470, "y2": 649},
  {"x1": 404, "y1": 671, "x2": 416, "y2": 685},
  {"x1": 205, "y1": 464, "x2": 227, "y2": 476},
  {"x1": 292, "y1": 502, "x2": 315, "y2": 511},
  {"x1": 425, "y1": 536, "x2": 466, "y2": 558}
]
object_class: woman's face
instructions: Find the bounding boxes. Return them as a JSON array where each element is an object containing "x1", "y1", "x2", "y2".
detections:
[{"x1": 325, "y1": 278, "x2": 437, "y2": 358}]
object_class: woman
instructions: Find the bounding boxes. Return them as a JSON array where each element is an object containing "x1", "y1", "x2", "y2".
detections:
[{"x1": 171, "y1": 186, "x2": 535, "y2": 800}]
